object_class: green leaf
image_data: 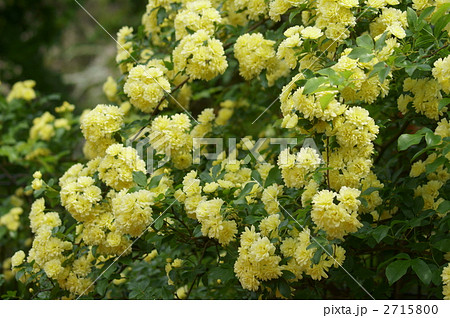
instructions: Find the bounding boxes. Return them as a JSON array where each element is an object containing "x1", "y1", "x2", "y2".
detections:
[
  {"x1": 282, "y1": 270, "x2": 297, "y2": 280},
  {"x1": 356, "y1": 34, "x2": 374, "y2": 49},
  {"x1": 386, "y1": 260, "x2": 410, "y2": 285},
  {"x1": 433, "y1": 239, "x2": 450, "y2": 252},
  {"x1": 264, "y1": 166, "x2": 282, "y2": 187},
  {"x1": 407, "y1": 7, "x2": 418, "y2": 30},
  {"x1": 361, "y1": 187, "x2": 381, "y2": 196},
  {"x1": 411, "y1": 259, "x2": 432, "y2": 285},
  {"x1": 157, "y1": 7, "x2": 166, "y2": 25},
  {"x1": 199, "y1": 171, "x2": 214, "y2": 183},
  {"x1": 312, "y1": 248, "x2": 323, "y2": 264},
  {"x1": 133, "y1": 171, "x2": 147, "y2": 188},
  {"x1": 425, "y1": 132, "x2": 442, "y2": 147},
  {"x1": 317, "y1": 68, "x2": 337, "y2": 78},
  {"x1": 372, "y1": 225, "x2": 389, "y2": 243},
  {"x1": 319, "y1": 93, "x2": 335, "y2": 110},
  {"x1": 431, "y1": 2, "x2": 450, "y2": 24},
  {"x1": 163, "y1": 60, "x2": 174, "y2": 71},
  {"x1": 425, "y1": 155, "x2": 446, "y2": 174},
  {"x1": 209, "y1": 265, "x2": 235, "y2": 283},
  {"x1": 419, "y1": 6, "x2": 435, "y2": 21},
  {"x1": 437, "y1": 200, "x2": 450, "y2": 214},
  {"x1": 277, "y1": 277, "x2": 291, "y2": 298},
  {"x1": 288, "y1": 9, "x2": 301, "y2": 23},
  {"x1": 234, "y1": 182, "x2": 256, "y2": 205},
  {"x1": 96, "y1": 279, "x2": 109, "y2": 296},
  {"x1": 434, "y1": 14, "x2": 450, "y2": 37},
  {"x1": 251, "y1": 170, "x2": 263, "y2": 186},
  {"x1": 148, "y1": 173, "x2": 164, "y2": 188},
  {"x1": 438, "y1": 98, "x2": 450, "y2": 112},
  {"x1": 303, "y1": 77, "x2": 328, "y2": 95},
  {"x1": 348, "y1": 47, "x2": 374, "y2": 63},
  {"x1": 375, "y1": 32, "x2": 388, "y2": 51},
  {"x1": 0, "y1": 226, "x2": 6, "y2": 241},
  {"x1": 398, "y1": 133, "x2": 424, "y2": 151}
]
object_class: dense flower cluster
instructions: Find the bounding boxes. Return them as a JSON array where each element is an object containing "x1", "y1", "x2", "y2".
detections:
[
  {"x1": 311, "y1": 187, "x2": 362, "y2": 239},
  {"x1": 6, "y1": 80, "x2": 36, "y2": 102},
  {"x1": 234, "y1": 33, "x2": 276, "y2": 80},
  {"x1": 173, "y1": 30, "x2": 228, "y2": 81},
  {"x1": 80, "y1": 104, "x2": 124, "y2": 158},
  {"x1": 234, "y1": 226, "x2": 282, "y2": 291}
]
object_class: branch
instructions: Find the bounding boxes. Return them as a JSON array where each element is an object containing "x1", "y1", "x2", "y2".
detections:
[{"x1": 422, "y1": 43, "x2": 449, "y2": 59}]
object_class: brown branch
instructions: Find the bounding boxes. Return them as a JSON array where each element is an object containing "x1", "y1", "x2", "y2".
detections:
[{"x1": 422, "y1": 43, "x2": 449, "y2": 59}]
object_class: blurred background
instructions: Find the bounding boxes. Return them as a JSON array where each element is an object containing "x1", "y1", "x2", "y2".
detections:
[{"x1": 0, "y1": 0, "x2": 147, "y2": 110}]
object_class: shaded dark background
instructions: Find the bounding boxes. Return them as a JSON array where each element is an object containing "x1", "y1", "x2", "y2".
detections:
[{"x1": 0, "y1": 0, "x2": 146, "y2": 108}]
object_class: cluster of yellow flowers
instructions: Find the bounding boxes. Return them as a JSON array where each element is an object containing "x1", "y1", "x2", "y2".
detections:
[
  {"x1": 333, "y1": 49, "x2": 391, "y2": 105},
  {"x1": 315, "y1": 0, "x2": 358, "y2": 41},
  {"x1": 0, "y1": 207, "x2": 23, "y2": 231},
  {"x1": 432, "y1": 56, "x2": 450, "y2": 94},
  {"x1": 371, "y1": 7, "x2": 407, "y2": 39},
  {"x1": 177, "y1": 171, "x2": 237, "y2": 245},
  {"x1": 98, "y1": 144, "x2": 147, "y2": 190},
  {"x1": 13, "y1": 198, "x2": 95, "y2": 296},
  {"x1": 234, "y1": 226, "x2": 282, "y2": 291},
  {"x1": 234, "y1": 0, "x2": 268, "y2": 20},
  {"x1": 29, "y1": 112, "x2": 56, "y2": 141},
  {"x1": 103, "y1": 76, "x2": 118, "y2": 102},
  {"x1": 410, "y1": 120, "x2": 450, "y2": 213},
  {"x1": 149, "y1": 113, "x2": 193, "y2": 169},
  {"x1": 234, "y1": 33, "x2": 276, "y2": 80},
  {"x1": 124, "y1": 64, "x2": 171, "y2": 113},
  {"x1": 116, "y1": 26, "x2": 134, "y2": 73},
  {"x1": 280, "y1": 228, "x2": 345, "y2": 281},
  {"x1": 196, "y1": 199, "x2": 237, "y2": 245},
  {"x1": 277, "y1": 26, "x2": 322, "y2": 70},
  {"x1": 235, "y1": 224, "x2": 346, "y2": 291},
  {"x1": 311, "y1": 187, "x2": 362, "y2": 239},
  {"x1": 174, "y1": 0, "x2": 221, "y2": 40},
  {"x1": 9, "y1": 0, "x2": 449, "y2": 299},
  {"x1": 173, "y1": 29, "x2": 228, "y2": 81},
  {"x1": 6, "y1": 80, "x2": 36, "y2": 102},
  {"x1": 261, "y1": 184, "x2": 283, "y2": 214},
  {"x1": 80, "y1": 104, "x2": 124, "y2": 158},
  {"x1": 398, "y1": 78, "x2": 446, "y2": 120},
  {"x1": 277, "y1": 147, "x2": 322, "y2": 188}
]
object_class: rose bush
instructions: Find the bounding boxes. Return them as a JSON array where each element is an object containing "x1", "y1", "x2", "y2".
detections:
[{"x1": 1, "y1": 0, "x2": 449, "y2": 299}]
